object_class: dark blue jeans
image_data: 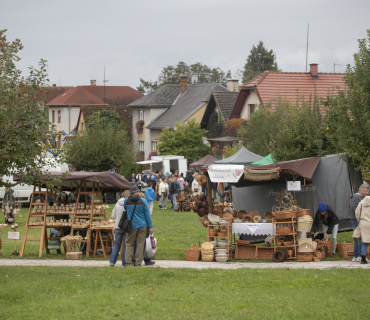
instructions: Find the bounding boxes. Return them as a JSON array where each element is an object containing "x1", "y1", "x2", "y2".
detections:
[
  {"x1": 361, "y1": 242, "x2": 369, "y2": 257},
  {"x1": 110, "y1": 229, "x2": 150, "y2": 266},
  {"x1": 352, "y1": 221, "x2": 362, "y2": 258}
]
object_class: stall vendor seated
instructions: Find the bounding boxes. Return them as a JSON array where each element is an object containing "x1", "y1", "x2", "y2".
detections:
[{"x1": 313, "y1": 203, "x2": 339, "y2": 256}]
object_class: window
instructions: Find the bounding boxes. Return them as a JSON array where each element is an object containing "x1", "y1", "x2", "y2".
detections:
[
  {"x1": 139, "y1": 110, "x2": 144, "y2": 121},
  {"x1": 139, "y1": 141, "x2": 145, "y2": 152},
  {"x1": 58, "y1": 110, "x2": 61, "y2": 123},
  {"x1": 52, "y1": 110, "x2": 55, "y2": 123},
  {"x1": 249, "y1": 104, "x2": 255, "y2": 116},
  {"x1": 151, "y1": 141, "x2": 158, "y2": 152}
]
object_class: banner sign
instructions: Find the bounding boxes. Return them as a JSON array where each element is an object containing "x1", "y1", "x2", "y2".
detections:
[{"x1": 207, "y1": 165, "x2": 244, "y2": 183}]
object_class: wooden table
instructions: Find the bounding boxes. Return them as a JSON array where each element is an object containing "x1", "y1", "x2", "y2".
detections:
[{"x1": 91, "y1": 227, "x2": 114, "y2": 258}]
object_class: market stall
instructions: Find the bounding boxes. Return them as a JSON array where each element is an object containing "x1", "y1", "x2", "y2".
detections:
[{"x1": 15, "y1": 171, "x2": 131, "y2": 258}]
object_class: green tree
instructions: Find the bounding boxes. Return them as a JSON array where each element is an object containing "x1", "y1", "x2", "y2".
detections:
[
  {"x1": 237, "y1": 102, "x2": 288, "y2": 156},
  {"x1": 87, "y1": 109, "x2": 122, "y2": 130},
  {"x1": 157, "y1": 119, "x2": 209, "y2": 163},
  {"x1": 223, "y1": 143, "x2": 242, "y2": 158},
  {"x1": 207, "y1": 111, "x2": 226, "y2": 138},
  {"x1": 0, "y1": 29, "x2": 62, "y2": 187},
  {"x1": 65, "y1": 121, "x2": 134, "y2": 172},
  {"x1": 242, "y1": 41, "x2": 279, "y2": 83},
  {"x1": 269, "y1": 96, "x2": 336, "y2": 161},
  {"x1": 326, "y1": 30, "x2": 370, "y2": 170},
  {"x1": 137, "y1": 62, "x2": 232, "y2": 94}
]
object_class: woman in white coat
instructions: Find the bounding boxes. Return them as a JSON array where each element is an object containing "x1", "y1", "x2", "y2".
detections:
[
  {"x1": 192, "y1": 173, "x2": 201, "y2": 196},
  {"x1": 355, "y1": 195, "x2": 370, "y2": 264},
  {"x1": 158, "y1": 178, "x2": 169, "y2": 210}
]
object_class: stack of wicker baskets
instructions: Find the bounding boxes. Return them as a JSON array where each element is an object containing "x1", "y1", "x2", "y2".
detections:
[{"x1": 201, "y1": 242, "x2": 214, "y2": 261}]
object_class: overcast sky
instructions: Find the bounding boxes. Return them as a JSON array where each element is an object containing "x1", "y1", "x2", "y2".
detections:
[{"x1": 1, "y1": 0, "x2": 369, "y2": 89}]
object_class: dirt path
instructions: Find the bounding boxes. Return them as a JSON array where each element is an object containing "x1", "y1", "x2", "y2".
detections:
[{"x1": 0, "y1": 259, "x2": 368, "y2": 269}]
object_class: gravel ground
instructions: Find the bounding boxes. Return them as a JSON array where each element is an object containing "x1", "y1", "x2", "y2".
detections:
[{"x1": 0, "y1": 259, "x2": 368, "y2": 269}]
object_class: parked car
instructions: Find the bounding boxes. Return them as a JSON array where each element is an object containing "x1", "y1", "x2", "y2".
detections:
[{"x1": 0, "y1": 160, "x2": 69, "y2": 205}]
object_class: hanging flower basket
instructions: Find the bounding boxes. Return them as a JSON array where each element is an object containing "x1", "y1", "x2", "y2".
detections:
[
  {"x1": 136, "y1": 120, "x2": 144, "y2": 134},
  {"x1": 148, "y1": 151, "x2": 158, "y2": 160},
  {"x1": 136, "y1": 151, "x2": 144, "y2": 162}
]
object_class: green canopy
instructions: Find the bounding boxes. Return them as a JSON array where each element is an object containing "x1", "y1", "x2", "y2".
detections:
[{"x1": 250, "y1": 153, "x2": 275, "y2": 166}]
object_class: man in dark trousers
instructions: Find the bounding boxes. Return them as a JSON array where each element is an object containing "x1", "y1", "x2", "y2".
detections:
[{"x1": 350, "y1": 184, "x2": 369, "y2": 262}]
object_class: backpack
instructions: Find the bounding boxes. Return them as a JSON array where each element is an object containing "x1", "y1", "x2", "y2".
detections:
[{"x1": 118, "y1": 198, "x2": 138, "y2": 233}]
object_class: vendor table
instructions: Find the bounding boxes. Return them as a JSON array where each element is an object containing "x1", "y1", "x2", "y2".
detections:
[
  {"x1": 91, "y1": 227, "x2": 114, "y2": 258},
  {"x1": 232, "y1": 223, "x2": 274, "y2": 236}
]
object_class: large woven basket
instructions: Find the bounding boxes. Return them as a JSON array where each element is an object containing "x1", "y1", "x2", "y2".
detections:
[
  {"x1": 274, "y1": 211, "x2": 296, "y2": 219},
  {"x1": 298, "y1": 243, "x2": 315, "y2": 253},
  {"x1": 276, "y1": 226, "x2": 293, "y2": 235},
  {"x1": 297, "y1": 216, "x2": 313, "y2": 232},
  {"x1": 184, "y1": 242, "x2": 201, "y2": 261},
  {"x1": 296, "y1": 209, "x2": 310, "y2": 218},
  {"x1": 237, "y1": 210, "x2": 247, "y2": 218},
  {"x1": 319, "y1": 240, "x2": 333, "y2": 254},
  {"x1": 337, "y1": 242, "x2": 354, "y2": 258},
  {"x1": 249, "y1": 210, "x2": 260, "y2": 217},
  {"x1": 263, "y1": 211, "x2": 274, "y2": 222}
]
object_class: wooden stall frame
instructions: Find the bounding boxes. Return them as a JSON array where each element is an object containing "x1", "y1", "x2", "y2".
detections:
[{"x1": 207, "y1": 222, "x2": 232, "y2": 260}]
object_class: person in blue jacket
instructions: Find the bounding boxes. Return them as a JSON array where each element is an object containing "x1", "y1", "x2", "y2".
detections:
[
  {"x1": 144, "y1": 183, "x2": 155, "y2": 215},
  {"x1": 124, "y1": 186, "x2": 154, "y2": 267}
]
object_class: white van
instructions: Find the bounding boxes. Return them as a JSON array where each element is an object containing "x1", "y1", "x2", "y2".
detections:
[{"x1": 0, "y1": 160, "x2": 69, "y2": 204}]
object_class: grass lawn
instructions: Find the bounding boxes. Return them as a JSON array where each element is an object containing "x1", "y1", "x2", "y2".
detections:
[
  {"x1": 0, "y1": 266, "x2": 369, "y2": 319},
  {"x1": 0, "y1": 202, "x2": 355, "y2": 261}
]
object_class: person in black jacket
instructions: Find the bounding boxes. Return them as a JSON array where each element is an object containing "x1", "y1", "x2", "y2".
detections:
[
  {"x1": 313, "y1": 203, "x2": 339, "y2": 255},
  {"x1": 169, "y1": 178, "x2": 178, "y2": 210}
]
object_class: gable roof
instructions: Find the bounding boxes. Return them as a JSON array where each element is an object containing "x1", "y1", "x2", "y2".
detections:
[
  {"x1": 201, "y1": 91, "x2": 238, "y2": 129},
  {"x1": 214, "y1": 147, "x2": 263, "y2": 165},
  {"x1": 145, "y1": 83, "x2": 229, "y2": 130},
  {"x1": 79, "y1": 86, "x2": 143, "y2": 106},
  {"x1": 128, "y1": 84, "x2": 180, "y2": 108},
  {"x1": 37, "y1": 86, "x2": 72, "y2": 104},
  {"x1": 46, "y1": 87, "x2": 108, "y2": 106},
  {"x1": 230, "y1": 71, "x2": 347, "y2": 118}
]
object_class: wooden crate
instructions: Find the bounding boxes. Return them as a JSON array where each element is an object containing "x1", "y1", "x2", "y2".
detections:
[
  {"x1": 256, "y1": 247, "x2": 274, "y2": 260},
  {"x1": 235, "y1": 244, "x2": 257, "y2": 259},
  {"x1": 66, "y1": 252, "x2": 82, "y2": 260}
]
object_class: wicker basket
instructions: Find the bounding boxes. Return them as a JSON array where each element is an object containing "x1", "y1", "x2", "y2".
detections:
[
  {"x1": 237, "y1": 210, "x2": 247, "y2": 218},
  {"x1": 256, "y1": 247, "x2": 274, "y2": 260},
  {"x1": 347, "y1": 251, "x2": 354, "y2": 261},
  {"x1": 253, "y1": 215, "x2": 261, "y2": 223},
  {"x1": 283, "y1": 241, "x2": 294, "y2": 246},
  {"x1": 320, "y1": 240, "x2": 333, "y2": 254},
  {"x1": 274, "y1": 211, "x2": 296, "y2": 219},
  {"x1": 209, "y1": 229, "x2": 218, "y2": 236},
  {"x1": 337, "y1": 243, "x2": 354, "y2": 258},
  {"x1": 298, "y1": 243, "x2": 315, "y2": 253},
  {"x1": 263, "y1": 211, "x2": 274, "y2": 222},
  {"x1": 223, "y1": 213, "x2": 233, "y2": 222},
  {"x1": 184, "y1": 242, "x2": 201, "y2": 261},
  {"x1": 315, "y1": 248, "x2": 326, "y2": 260},
  {"x1": 276, "y1": 226, "x2": 293, "y2": 234},
  {"x1": 296, "y1": 209, "x2": 310, "y2": 218},
  {"x1": 297, "y1": 216, "x2": 313, "y2": 232},
  {"x1": 297, "y1": 252, "x2": 314, "y2": 261},
  {"x1": 303, "y1": 253, "x2": 313, "y2": 262},
  {"x1": 249, "y1": 210, "x2": 260, "y2": 217}
]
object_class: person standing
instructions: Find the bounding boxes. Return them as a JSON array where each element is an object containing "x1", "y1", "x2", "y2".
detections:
[
  {"x1": 124, "y1": 186, "x2": 153, "y2": 267},
  {"x1": 192, "y1": 173, "x2": 201, "y2": 196},
  {"x1": 178, "y1": 174, "x2": 185, "y2": 192},
  {"x1": 355, "y1": 195, "x2": 370, "y2": 264},
  {"x1": 159, "y1": 178, "x2": 169, "y2": 210},
  {"x1": 144, "y1": 183, "x2": 155, "y2": 215},
  {"x1": 350, "y1": 184, "x2": 369, "y2": 261},
  {"x1": 3, "y1": 187, "x2": 14, "y2": 224},
  {"x1": 169, "y1": 178, "x2": 178, "y2": 210},
  {"x1": 313, "y1": 203, "x2": 339, "y2": 256},
  {"x1": 109, "y1": 196, "x2": 126, "y2": 266},
  {"x1": 128, "y1": 173, "x2": 136, "y2": 187}
]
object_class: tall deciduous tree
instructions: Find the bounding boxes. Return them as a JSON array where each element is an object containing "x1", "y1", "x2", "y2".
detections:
[
  {"x1": 65, "y1": 121, "x2": 134, "y2": 172},
  {"x1": 326, "y1": 30, "x2": 370, "y2": 170},
  {"x1": 242, "y1": 41, "x2": 279, "y2": 84},
  {"x1": 0, "y1": 29, "x2": 61, "y2": 187},
  {"x1": 157, "y1": 119, "x2": 209, "y2": 163},
  {"x1": 137, "y1": 62, "x2": 232, "y2": 94}
]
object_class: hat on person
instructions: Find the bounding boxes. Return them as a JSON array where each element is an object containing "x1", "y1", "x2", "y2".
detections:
[
  {"x1": 166, "y1": 172, "x2": 169, "y2": 175},
  {"x1": 130, "y1": 186, "x2": 140, "y2": 194},
  {"x1": 318, "y1": 203, "x2": 327, "y2": 212}
]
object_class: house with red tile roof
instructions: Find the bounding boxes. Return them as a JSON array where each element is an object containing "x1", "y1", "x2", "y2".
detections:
[
  {"x1": 230, "y1": 64, "x2": 346, "y2": 119},
  {"x1": 46, "y1": 81, "x2": 143, "y2": 135}
]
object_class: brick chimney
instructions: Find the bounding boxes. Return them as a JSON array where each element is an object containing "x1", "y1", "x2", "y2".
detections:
[
  {"x1": 227, "y1": 79, "x2": 239, "y2": 92},
  {"x1": 309, "y1": 64, "x2": 319, "y2": 79},
  {"x1": 90, "y1": 79, "x2": 97, "y2": 86},
  {"x1": 180, "y1": 75, "x2": 187, "y2": 95}
]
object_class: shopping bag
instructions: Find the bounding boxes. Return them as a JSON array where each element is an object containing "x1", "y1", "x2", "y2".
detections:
[
  {"x1": 353, "y1": 226, "x2": 361, "y2": 242},
  {"x1": 144, "y1": 234, "x2": 157, "y2": 259}
]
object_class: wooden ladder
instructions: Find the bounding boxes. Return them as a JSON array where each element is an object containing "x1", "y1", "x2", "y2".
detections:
[
  {"x1": 20, "y1": 185, "x2": 66, "y2": 257},
  {"x1": 68, "y1": 180, "x2": 106, "y2": 257}
]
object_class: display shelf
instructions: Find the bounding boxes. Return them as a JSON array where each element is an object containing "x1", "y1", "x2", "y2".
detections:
[
  {"x1": 272, "y1": 217, "x2": 298, "y2": 260},
  {"x1": 207, "y1": 223, "x2": 232, "y2": 261}
]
